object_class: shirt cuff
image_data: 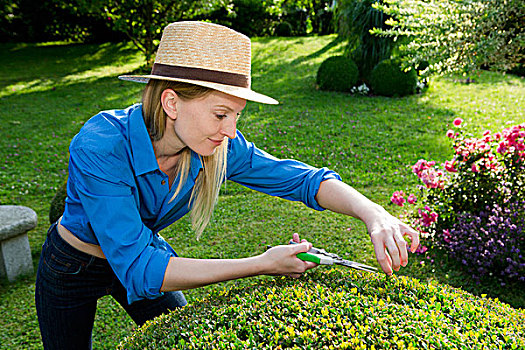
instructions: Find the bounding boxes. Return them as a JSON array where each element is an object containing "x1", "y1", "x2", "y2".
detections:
[{"x1": 309, "y1": 170, "x2": 342, "y2": 211}]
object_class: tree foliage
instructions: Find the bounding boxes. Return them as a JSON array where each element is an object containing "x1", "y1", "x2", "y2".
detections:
[
  {"x1": 58, "y1": 0, "x2": 223, "y2": 65},
  {"x1": 372, "y1": 0, "x2": 525, "y2": 76},
  {"x1": 336, "y1": 0, "x2": 395, "y2": 81}
]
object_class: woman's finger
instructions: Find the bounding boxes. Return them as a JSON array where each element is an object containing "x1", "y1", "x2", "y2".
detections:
[
  {"x1": 370, "y1": 231, "x2": 393, "y2": 275},
  {"x1": 401, "y1": 224, "x2": 420, "y2": 253},
  {"x1": 394, "y1": 229, "x2": 409, "y2": 266},
  {"x1": 385, "y1": 235, "x2": 401, "y2": 271}
]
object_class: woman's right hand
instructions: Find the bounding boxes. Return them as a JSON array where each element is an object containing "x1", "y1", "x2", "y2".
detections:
[{"x1": 260, "y1": 240, "x2": 318, "y2": 278}]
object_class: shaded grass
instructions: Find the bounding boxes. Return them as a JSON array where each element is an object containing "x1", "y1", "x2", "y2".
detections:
[{"x1": 0, "y1": 35, "x2": 523, "y2": 349}]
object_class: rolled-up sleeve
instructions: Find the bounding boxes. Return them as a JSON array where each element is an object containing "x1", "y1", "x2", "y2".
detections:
[
  {"x1": 68, "y1": 146, "x2": 172, "y2": 304},
  {"x1": 227, "y1": 131, "x2": 341, "y2": 210}
]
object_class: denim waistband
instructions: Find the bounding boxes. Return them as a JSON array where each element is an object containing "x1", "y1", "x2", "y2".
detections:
[{"x1": 46, "y1": 222, "x2": 108, "y2": 267}]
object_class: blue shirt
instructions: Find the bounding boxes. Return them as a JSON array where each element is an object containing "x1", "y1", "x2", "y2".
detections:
[{"x1": 61, "y1": 104, "x2": 341, "y2": 303}]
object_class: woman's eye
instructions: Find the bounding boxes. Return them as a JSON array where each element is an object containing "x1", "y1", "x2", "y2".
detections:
[{"x1": 216, "y1": 114, "x2": 227, "y2": 120}]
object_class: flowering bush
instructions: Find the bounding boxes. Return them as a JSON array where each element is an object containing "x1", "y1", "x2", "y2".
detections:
[{"x1": 392, "y1": 119, "x2": 525, "y2": 282}]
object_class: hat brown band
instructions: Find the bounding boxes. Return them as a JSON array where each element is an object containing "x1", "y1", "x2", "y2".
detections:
[{"x1": 151, "y1": 63, "x2": 250, "y2": 88}]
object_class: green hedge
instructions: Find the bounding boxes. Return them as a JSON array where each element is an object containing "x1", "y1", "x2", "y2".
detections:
[
  {"x1": 316, "y1": 56, "x2": 359, "y2": 93},
  {"x1": 118, "y1": 269, "x2": 525, "y2": 349},
  {"x1": 369, "y1": 59, "x2": 418, "y2": 97},
  {"x1": 49, "y1": 179, "x2": 67, "y2": 224}
]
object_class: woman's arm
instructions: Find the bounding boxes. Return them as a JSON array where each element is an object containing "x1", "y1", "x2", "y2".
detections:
[
  {"x1": 315, "y1": 179, "x2": 420, "y2": 276},
  {"x1": 160, "y1": 242, "x2": 317, "y2": 292}
]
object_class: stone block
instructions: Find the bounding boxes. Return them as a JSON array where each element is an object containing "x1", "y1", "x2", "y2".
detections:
[{"x1": 0, "y1": 205, "x2": 37, "y2": 281}]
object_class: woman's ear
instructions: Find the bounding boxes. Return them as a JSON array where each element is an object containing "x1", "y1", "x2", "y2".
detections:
[{"x1": 161, "y1": 89, "x2": 178, "y2": 120}]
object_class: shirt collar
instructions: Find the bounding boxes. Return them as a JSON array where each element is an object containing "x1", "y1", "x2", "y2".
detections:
[{"x1": 129, "y1": 104, "x2": 159, "y2": 176}]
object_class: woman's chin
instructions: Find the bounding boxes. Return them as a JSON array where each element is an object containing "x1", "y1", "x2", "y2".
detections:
[{"x1": 193, "y1": 147, "x2": 217, "y2": 157}]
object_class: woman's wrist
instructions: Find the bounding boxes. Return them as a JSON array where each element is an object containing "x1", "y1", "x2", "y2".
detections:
[{"x1": 359, "y1": 202, "x2": 388, "y2": 230}]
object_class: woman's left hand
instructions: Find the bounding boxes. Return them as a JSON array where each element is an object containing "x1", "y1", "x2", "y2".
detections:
[
  {"x1": 365, "y1": 209, "x2": 419, "y2": 275},
  {"x1": 315, "y1": 179, "x2": 420, "y2": 276}
]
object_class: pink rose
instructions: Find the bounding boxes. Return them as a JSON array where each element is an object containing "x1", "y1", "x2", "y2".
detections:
[
  {"x1": 390, "y1": 191, "x2": 406, "y2": 207},
  {"x1": 443, "y1": 229, "x2": 451, "y2": 243},
  {"x1": 407, "y1": 193, "x2": 417, "y2": 204},
  {"x1": 415, "y1": 245, "x2": 428, "y2": 254},
  {"x1": 444, "y1": 160, "x2": 457, "y2": 173},
  {"x1": 453, "y1": 118, "x2": 463, "y2": 127},
  {"x1": 418, "y1": 206, "x2": 438, "y2": 227},
  {"x1": 446, "y1": 129, "x2": 455, "y2": 138},
  {"x1": 471, "y1": 163, "x2": 479, "y2": 173}
]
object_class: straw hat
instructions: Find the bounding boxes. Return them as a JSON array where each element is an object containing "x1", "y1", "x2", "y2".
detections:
[{"x1": 119, "y1": 21, "x2": 278, "y2": 105}]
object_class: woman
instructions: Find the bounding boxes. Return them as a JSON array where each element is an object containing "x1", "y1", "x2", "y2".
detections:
[{"x1": 35, "y1": 21, "x2": 419, "y2": 349}]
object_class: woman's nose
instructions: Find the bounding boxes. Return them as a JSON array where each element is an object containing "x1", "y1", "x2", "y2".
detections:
[{"x1": 220, "y1": 117, "x2": 237, "y2": 139}]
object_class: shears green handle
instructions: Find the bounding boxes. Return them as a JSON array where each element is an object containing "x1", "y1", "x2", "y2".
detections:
[{"x1": 296, "y1": 252, "x2": 334, "y2": 265}]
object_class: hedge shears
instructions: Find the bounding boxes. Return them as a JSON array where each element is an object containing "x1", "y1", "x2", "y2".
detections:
[{"x1": 269, "y1": 242, "x2": 378, "y2": 273}]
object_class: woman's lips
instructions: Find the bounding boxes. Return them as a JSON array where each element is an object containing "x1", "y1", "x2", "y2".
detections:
[{"x1": 208, "y1": 138, "x2": 223, "y2": 146}]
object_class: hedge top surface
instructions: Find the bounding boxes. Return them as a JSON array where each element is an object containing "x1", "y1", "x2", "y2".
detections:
[{"x1": 119, "y1": 268, "x2": 525, "y2": 349}]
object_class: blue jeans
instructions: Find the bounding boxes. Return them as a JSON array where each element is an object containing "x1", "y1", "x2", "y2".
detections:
[{"x1": 35, "y1": 222, "x2": 187, "y2": 350}]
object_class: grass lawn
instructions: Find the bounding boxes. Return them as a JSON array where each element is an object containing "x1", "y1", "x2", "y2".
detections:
[{"x1": 0, "y1": 36, "x2": 523, "y2": 349}]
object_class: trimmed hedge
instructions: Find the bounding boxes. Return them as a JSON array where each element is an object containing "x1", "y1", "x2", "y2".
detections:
[
  {"x1": 274, "y1": 21, "x2": 293, "y2": 37},
  {"x1": 370, "y1": 59, "x2": 418, "y2": 97},
  {"x1": 118, "y1": 268, "x2": 525, "y2": 349},
  {"x1": 49, "y1": 179, "x2": 67, "y2": 224},
  {"x1": 316, "y1": 56, "x2": 359, "y2": 92}
]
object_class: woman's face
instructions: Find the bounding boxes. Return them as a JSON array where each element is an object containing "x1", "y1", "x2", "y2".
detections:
[{"x1": 170, "y1": 90, "x2": 247, "y2": 156}]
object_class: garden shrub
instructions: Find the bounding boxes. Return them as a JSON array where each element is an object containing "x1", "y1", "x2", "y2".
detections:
[
  {"x1": 391, "y1": 119, "x2": 525, "y2": 283},
  {"x1": 369, "y1": 59, "x2": 418, "y2": 97},
  {"x1": 49, "y1": 179, "x2": 67, "y2": 224},
  {"x1": 509, "y1": 64, "x2": 525, "y2": 77},
  {"x1": 316, "y1": 56, "x2": 358, "y2": 92},
  {"x1": 118, "y1": 268, "x2": 525, "y2": 349},
  {"x1": 274, "y1": 21, "x2": 293, "y2": 37}
]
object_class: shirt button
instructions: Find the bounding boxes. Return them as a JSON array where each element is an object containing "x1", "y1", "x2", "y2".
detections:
[{"x1": 161, "y1": 180, "x2": 166, "y2": 185}]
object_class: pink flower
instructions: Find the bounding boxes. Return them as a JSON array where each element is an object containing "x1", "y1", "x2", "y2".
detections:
[
  {"x1": 407, "y1": 193, "x2": 417, "y2": 204},
  {"x1": 446, "y1": 129, "x2": 455, "y2": 138},
  {"x1": 419, "y1": 168, "x2": 445, "y2": 189},
  {"x1": 412, "y1": 159, "x2": 436, "y2": 176},
  {"x1": 497, "y1": 141, "x2": 508, "y2": 154},
  {"x1": 418, "y1": 206, "x2": 438, "y2": 227},
  {"x1": 391, "y1": 191, "x2": 406, "y2": 207},
  {"x1": 415, "y1": 245, "x2": 428, "y2": 254},
  {"x1": 443, "y1": 229, "x2": 451, "y2": 243},
  {"x1": 444, "y1": 160, "x2": 457, "y2": 173},
  {"x1": 471, "y1": 163, "x2": 479, "y2": 173},
  {"x1": 453, "y1": 118, "x2": 463, "y2": 127}
]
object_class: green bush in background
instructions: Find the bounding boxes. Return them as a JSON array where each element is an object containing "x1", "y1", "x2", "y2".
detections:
[
  {"x1": 49, "y1": 179, "x2": 67, "y2": 224},
  {"x1": 369, "y1": 58, "x2": 417, "y2": 97},
  {"x1": 316, "y1": 55, "x2": 358, "y2": 92},
  {"x1": 119, "y1": 268, "x2": 525, "y2": 349},
  {"x1": 274, "y1": 21, "x2": 293, "y2": 37}
]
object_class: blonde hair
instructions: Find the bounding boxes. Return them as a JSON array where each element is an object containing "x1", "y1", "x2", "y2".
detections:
[{"x1": 142, "y1": 80, "x2": 229, "y2": 238}]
